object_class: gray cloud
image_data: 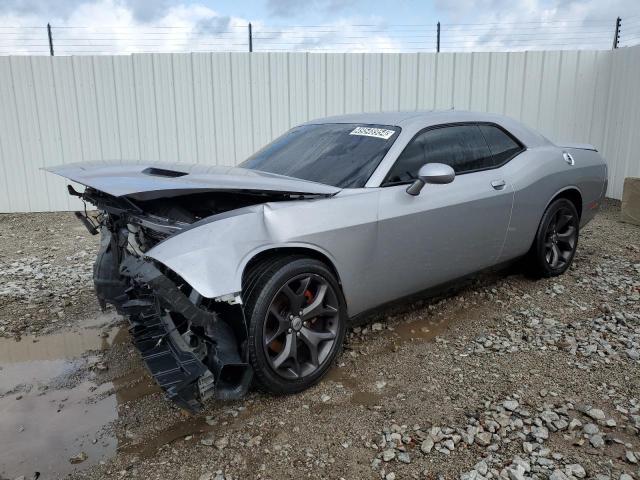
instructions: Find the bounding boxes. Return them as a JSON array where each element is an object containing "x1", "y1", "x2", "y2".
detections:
[
  {"x1": 433, "y1": 0, "x2": 512, "y2": 15},
  {"x1": 194, "y1": 15, "x2": 232, "y2": 34},
  {"x1": 123, "y1": 0, "x2": 173, "y2": 22},
  {"x1": 430, "y1": 0, "x2": 638, "y2": 50},
  {"x1": 265, "y1": 0, "x2": 356, "y2": 18},
  {"x1": 0, "y1": 0, "x2": 174, "y2": 22},
  {"x1": 0, "y1": 0, "x2": 90, "y2": 19},
  {"x1": 434, "y1": 0, "x2": 637, "y2": 20}
]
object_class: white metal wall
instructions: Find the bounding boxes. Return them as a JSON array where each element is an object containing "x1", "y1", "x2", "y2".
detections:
[{"x1": 0, "y1": 47, "x2": 638, "y2": 212}]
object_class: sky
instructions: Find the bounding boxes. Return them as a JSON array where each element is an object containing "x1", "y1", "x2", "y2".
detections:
[{"x1": 0, "y1": 0, "x2": 639, "y2": 55}]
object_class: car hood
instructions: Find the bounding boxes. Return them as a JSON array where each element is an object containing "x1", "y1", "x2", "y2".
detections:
[{"x1": 46, "y1": 162, "x2": 340, "y2": 200}]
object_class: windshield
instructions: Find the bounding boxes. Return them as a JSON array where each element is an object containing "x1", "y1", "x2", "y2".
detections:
[{"x1": 239, "y1": 123, "x2": 400, "y2": 188}]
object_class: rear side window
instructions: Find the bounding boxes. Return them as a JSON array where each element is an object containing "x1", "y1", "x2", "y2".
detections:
[
  {"x1": 385, "y1": 124, "x2": 493, "y2": 184},
  {"x1": 478, "y1": 124, "x2": 523, "y2": 165}
]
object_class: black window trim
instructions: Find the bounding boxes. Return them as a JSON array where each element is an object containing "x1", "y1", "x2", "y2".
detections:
[{"x1": 381, "y1": 121, "x2": 525, "y2": 187}]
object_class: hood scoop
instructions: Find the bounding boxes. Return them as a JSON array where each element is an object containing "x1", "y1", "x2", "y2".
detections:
[{"x1": 142, "y1": 167, "x2": 189, "y2": 178}]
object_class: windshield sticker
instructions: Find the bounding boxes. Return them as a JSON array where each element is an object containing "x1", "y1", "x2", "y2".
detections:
[{"x1": 349, "y1": 127, "x2": 395, "y2": 140}]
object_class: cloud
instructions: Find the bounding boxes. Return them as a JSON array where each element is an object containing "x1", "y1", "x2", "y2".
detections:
[
  {"x1": 123, "y1": 0, "x2": 173, "y2": 22},
  {"x1": 0, "y1": 0, "x2": 406, "y2": 55},
  {"x1": 252, "y1": 23, "x2": 401, "y2": 52},
  {"x1": 0, "y1": 0, "x2": 174, "y2": 22},
  {"x1": 0, "y1": 0, "x2": 90, "y2": 19},
  {"x1": 433, "y1": 0, "x2": 636, "y2": 23},
  {"x1": 0, "y1": 0, "x2": 637, "y2": 55},
  {"x1": 431, "y1": 0, "x2": 638, "y2": 51},
  {"x1": 194, "y1": 15, "x2": 232, "y2": 35},
  {"x1": 265, "y1": 0, "x2": 356, "y2": 18},
  {"x1": 0, "y1": 0, "x2": 250, "y2": 55}
]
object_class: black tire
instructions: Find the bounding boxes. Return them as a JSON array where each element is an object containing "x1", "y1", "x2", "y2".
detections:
[
  {"x1": 243, "y1": 256, "x2": 347, "y2": 394},
  {"x1": 525, "y1": 198, "x2": 580, "y2": 278}
]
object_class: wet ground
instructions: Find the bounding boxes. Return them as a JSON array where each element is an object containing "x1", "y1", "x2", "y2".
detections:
[
  {"x1": 0, "y1": 291, "x2": 458, "y2": 479},
  {"x1": 0, "y1": 201, "x2": 639, "y2": 480},
  {"x1": 0, "y1": 312, "x2": 123, "y2": 478}
]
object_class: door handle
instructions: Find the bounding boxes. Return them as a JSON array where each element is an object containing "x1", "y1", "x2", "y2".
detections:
[{"x1": 491, "y1": 179, "x2": 506, "y2": 190}]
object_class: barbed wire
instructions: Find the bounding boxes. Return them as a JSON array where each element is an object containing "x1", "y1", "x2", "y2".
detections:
[{"x1": 0, "y1": 18, "x2": 638, "y2": 55}]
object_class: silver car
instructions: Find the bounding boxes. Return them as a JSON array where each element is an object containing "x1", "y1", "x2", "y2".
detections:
[{"x1": 49, "y1": 111, "x2": 608, "y2": 410}]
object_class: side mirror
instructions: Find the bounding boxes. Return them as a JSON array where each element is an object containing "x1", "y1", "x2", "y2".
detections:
[{"x1": 406, "y1": 163, "x2": 455, "y2": 196}]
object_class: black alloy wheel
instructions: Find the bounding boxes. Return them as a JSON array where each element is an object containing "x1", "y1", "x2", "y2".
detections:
[
  {"x1": 244, "y1": 256, "x2": 347, "y2": 394},
  {"x1": 543, "y1": 206, "x2": 578, "y2": 269},
  {"x1": 262, "y1": 273, "x2": 340, "y2": 379},
  {"x1": 526, "y1": 198, "x2": 580, "y2": 277}
]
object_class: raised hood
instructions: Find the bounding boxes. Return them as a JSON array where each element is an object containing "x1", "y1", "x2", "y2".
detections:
[{"x1": 46, "y1": 162, "x2": 340, "y2": 200}]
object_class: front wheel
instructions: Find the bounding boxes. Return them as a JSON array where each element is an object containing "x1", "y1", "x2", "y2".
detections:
[
  {"x1": 244, "y1": 257, "x2": 347, "y2": 394},
  {"x1": 525, "y1": 198, "x2": 579, "y2": 278}
]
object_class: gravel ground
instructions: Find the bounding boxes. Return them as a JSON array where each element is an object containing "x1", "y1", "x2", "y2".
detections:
[
  {"x1": 0, "y1": 199, "x2": 639, "y2": 480},
  {"x1": 0, "y1": 212, "x2": 101, "y2": 338}
]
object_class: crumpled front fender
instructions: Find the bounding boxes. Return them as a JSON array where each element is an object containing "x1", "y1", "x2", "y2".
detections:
[{"x1": 145, "y1": 204, "x2": 338, "y2": 301}]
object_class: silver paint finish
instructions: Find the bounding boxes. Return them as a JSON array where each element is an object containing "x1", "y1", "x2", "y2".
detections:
[
  {"x1": 46, "y1": 162, "x2": 340, "y2": 200},
  {"x1": 50, "y1": 111, "x2": 607, "y2": 319},
  {"x1": 372, "y1": 169, "x2": 514, "y2": 308},
  {"x1": 418, "y1": 163, "x2": 456, "y2": 184},
  {"x1": 406, "y1": 164, "x2": 456, "y2": 195},
  {"x1": 148, "y1": 189, "x2": 379, "y2": 314},
  {"x1": 146, "y1": 112, "x2": 607, "y2": 317}
]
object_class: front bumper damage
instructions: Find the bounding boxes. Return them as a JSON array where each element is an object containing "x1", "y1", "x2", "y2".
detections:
[{"x1": 97, "y1": 230, "x2": 252, "y2": 411}]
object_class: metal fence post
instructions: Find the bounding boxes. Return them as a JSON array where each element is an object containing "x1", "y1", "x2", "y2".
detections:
[
  {"x1": 248, "y1": 22, "x2": 253, "y2": 53},
  {"x1": 612, "y1": 17, "x2": 621, "y2": 49},
  {"x1": 47, "y1": 23, "x2": 54, "y2": 56},
  {"x1": 437, "y1": 21, "x2": 440, "y2": 53}
]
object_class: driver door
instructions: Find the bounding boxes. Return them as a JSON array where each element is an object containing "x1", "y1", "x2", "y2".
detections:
[{"x1": 370, "y1": 123, "x2": 515, "y2": 305}]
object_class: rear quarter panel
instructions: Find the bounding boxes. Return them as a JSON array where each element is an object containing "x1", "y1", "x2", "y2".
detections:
[{"x1": 499, "y1": 145, "x2": 606, "y2": 262}]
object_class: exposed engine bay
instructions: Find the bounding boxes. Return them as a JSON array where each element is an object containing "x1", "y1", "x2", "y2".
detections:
[{"x1": 74, "y1": 186, "x2": 303, "y2": 410}]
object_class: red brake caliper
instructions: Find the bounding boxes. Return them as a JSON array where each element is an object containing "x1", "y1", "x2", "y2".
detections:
[{"x1": 303, "y1": 289, "x2": 315, "y2": 323}]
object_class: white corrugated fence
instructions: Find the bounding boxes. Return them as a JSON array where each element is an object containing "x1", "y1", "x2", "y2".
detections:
[{"x1": 0, "y1": 46, "x2": 639, "y2": 212}]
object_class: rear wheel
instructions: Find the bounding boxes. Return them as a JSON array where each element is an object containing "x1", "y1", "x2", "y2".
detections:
[
  {"x1": 526, "y1": 198, "x2": 579, "y2": 277},
  {"x1": 244, "y1": 256, "x2": 347, "y2": 394}
]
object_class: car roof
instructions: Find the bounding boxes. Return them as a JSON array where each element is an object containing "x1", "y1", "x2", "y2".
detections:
[
  {"x1": 303, "y1": 111, "x2": 431, "y2": 127},
  {"x1": 304, "y1": 110, "x2": 509, "y2": 128}
]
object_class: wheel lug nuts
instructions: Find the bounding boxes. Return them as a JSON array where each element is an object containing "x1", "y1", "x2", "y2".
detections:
[
  {"x1": 289, "y1": 315, "x2": 294, "y2": 319},
  {"x1": 296, "y1": 332, "x2": 300, "y2": 337},
  {"x1": 288, "y1": 328, "x2": 292, "y2": 333}
]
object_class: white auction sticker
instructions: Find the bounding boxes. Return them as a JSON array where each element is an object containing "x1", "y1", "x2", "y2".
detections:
[{"x1": 349, "y1": 126, "x2": 395, "y2": 140}]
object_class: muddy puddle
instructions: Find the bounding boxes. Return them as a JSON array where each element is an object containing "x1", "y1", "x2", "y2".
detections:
[
  {"x1": 0, "y1": 298, "x2": 471, "y2": 478},
  {"x1": 390, "y1": 313, "x2": 451, "y2": 343},
  {"x1": 100, "y1": 312, "x2": 460, "y2": 460},
  {"x1": 0, "y1": 311, "x2": 129, "y2": 479},
  {"x1": 2, "y1": 308, "x2": 256, "y2": 475},
  {"x1": 117, "y1": 398, "x2": 255, "y2": 460},
  {"x1": 324, "y1": 312, "x2": 456, "y2": 408}
]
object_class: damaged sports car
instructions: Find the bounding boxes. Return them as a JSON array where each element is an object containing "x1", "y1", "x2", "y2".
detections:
[{"x1": 48, "y1": 111, "x2": 608, "y2": 411}]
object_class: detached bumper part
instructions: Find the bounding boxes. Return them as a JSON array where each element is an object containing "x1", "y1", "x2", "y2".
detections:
[
  {"x1": 125, "y1": 298, "x2": 214, "y2": 410},
  {"x1": 113, "y1": 255, "x2": 252, "y2": 411}
]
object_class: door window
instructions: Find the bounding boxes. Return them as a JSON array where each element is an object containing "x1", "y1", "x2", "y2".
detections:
[
  {"x1": 385, "y1": 124, "x2": 493, "y2": 184},
  {"x1": 478, "y1": 124, "x2": 523, "y2": 165}
]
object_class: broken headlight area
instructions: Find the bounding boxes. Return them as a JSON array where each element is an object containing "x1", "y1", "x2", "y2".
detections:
[
  {"x1": 71, "y1": 185, "x2": 306, "y2": 410},
  {"x1": 59, "y1": 174, "x2": 337, "y2": 411}
]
